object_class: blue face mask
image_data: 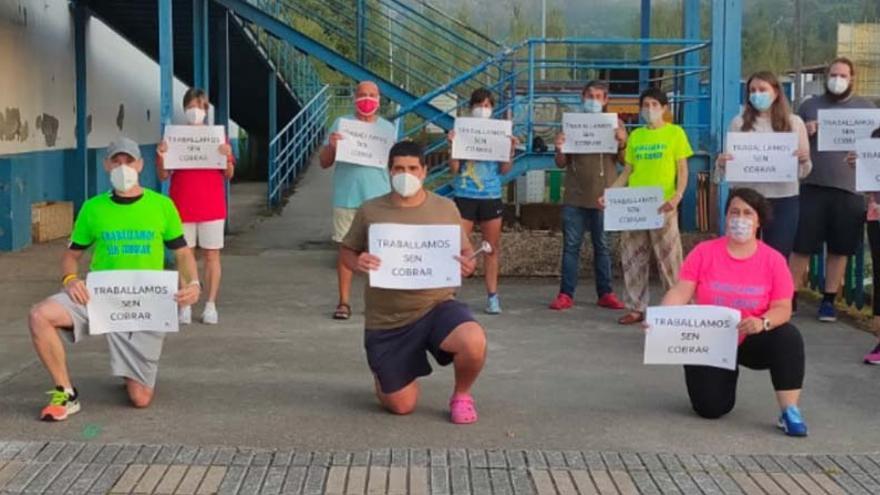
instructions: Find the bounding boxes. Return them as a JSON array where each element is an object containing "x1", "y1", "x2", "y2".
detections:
[
  {"x1": 749, "y1": 91, "x2": 774, "y2": 112},
  {"x1": 582, "y1": 99, "x2": 603, "y2": 113}
]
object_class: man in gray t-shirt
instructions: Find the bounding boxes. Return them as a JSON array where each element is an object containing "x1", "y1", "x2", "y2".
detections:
[{"x1": 791, "y1": 58, "x2": 877, "y2": 323}]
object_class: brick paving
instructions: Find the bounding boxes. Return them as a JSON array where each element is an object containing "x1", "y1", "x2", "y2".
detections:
[{"x1": 1, "y1": 441, "x2": 879, "y2": 494}]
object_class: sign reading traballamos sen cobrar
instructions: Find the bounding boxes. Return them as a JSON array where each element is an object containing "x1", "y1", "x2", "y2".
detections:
[
  {"x1": 643, "y1": 305, "x2": 741, "y2": 370},
  {"x1": 855, "y1": 139, "x2": 880, "y2": 192},
  {"x1": 817, "y1": 109, "x2": 880, "y2": 152},
  {"x1": 725, "y1": 132, "x2": 798, "y2": 183},
  {"x1": 162, "y1": 125, "x2": 227, "y2": 170},
  {"x1": 561, "y1": 112, "x2": 619, "y2": 154},
  {"x1": 368, "y1": 224, "x2": 461, "y2": 290},
  {"x1": 451, "y1": 117, "x2": 513, "y2": 163},
  {"x1": 603, "y1": 186, "x2": 664, "y2": 231},
  {"x1": 86, "y1": 270, "x2": 179, "y2": 335},
  {"x1": 334, "y1": 118, "x2": 396, "y2": 169}
]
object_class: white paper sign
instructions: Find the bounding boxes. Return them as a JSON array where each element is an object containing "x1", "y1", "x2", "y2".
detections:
[
  {"x1": 86, "y1": 270, "x2": 179, "y2": 335},
  {"x1": 855, "y1": 139, "x2": 880, "y2": 192},
  {"x1": 561, "y1": 113, "x2": 619, "y2": 154},
  {"x1": 603, "y1": 187, "x2": 664, "y2": 231},
  {"x1": 725, "y1": 132, "x2": 798, "y2": 183},
  {"x1": 368, "y1": 224, "x2": 461, "y2": 290},
  {"x1": 644, "y1": 305, "x2": 741, "y2": 370},
  {"x1": 818, "y1": 109, "x2": 880, "y2": 151},
  {"x1": 163, "y1": 125, "x2": 227, "y2": 169},
  {"x1": 335, "y1": 118, "x2": 396, "y2": 168},
  {"x1": 451, "y1": 117, "x2": 513, "y2": 163}
]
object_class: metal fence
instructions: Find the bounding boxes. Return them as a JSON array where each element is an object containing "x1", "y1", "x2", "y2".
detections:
[
  {"x1": 809, "y1": 243, "x2": 870, "y2": 312},
  {"x1": 267, "y1": 85, "x2": 330, "y2": 207}
]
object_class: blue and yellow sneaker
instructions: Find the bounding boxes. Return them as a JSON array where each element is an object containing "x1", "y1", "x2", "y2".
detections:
[
  {"x1": 40, "y1": 386, "x2": 80, "y2": 422},
  {"x1": 777, "y1": 405, "x2": 808, "y2": 437}
]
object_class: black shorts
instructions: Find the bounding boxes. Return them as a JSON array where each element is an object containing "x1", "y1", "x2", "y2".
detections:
[
  {"x1": 793, "y1": 185, "x2": 865, "y2": 256},
  {"x1": 364, "y1": 300, "x2": 476, "y2": 394},
  {"x1": 454, "y1": 197, "x2": 504, "y2": 223}
]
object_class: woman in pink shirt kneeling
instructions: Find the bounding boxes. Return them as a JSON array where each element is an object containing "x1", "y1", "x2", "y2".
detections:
[
  {"x1": 157, "y1": 88, "x2": 235, "y2": 325},
  {"x1": 659, "y1": 188, "x2": 807, "y2": 437}
]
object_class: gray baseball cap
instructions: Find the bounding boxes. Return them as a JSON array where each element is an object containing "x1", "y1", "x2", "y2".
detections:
[{"x1": 106, "y1": 136, "x2": 142, "y2": 161}]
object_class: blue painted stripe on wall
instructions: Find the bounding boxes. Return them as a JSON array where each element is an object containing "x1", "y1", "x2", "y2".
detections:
[{"x1": 0, "y1": 144, "x2": 161, "y2": 251}]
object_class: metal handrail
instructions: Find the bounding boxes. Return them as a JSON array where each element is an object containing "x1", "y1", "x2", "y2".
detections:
[
  {"x1": 397, "y1": 67, "x2": 518, "y2": 138},
  {"x1": 375, "y1": 0, "x2": 494, "y2": 60},
  {"x1": 244, "y1": 1, "x2": 323, "y2": 103},
  {"x1": 251, "y1": 0, "x2": 720, "y2": 209},
  {"x1": 399, "y1": 37, "x2": 717, "y2": 196},
  {"x1": 268, "y1": 85, "x2": 330, "y2": 207},
  {"x1": 524, "y1": 37, "x2": 710, "y2": 46},
  {"x1": 281, "y1": 0, "x2": 499, "y2": 86}
]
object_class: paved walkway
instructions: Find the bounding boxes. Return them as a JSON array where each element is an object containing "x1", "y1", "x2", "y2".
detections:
[
  {"x1": 2, "y1": 160, "x2": 880, "y2": 493},
  {"x1": 3, "y1": 440, "x2": 880, "y2": 494}
]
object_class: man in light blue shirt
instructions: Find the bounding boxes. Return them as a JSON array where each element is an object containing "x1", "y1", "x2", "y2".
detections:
[{"x1": 320, "y1": 80, "x2": 393, "y2": 320}]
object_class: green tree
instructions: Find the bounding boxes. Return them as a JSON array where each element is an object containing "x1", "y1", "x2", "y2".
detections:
[
  {"x1": 545, "y1": 7, "x2": 567, "y2": 81},
  {"x1": 741, "y1": 1, "x2": 792, "y2": 76}
]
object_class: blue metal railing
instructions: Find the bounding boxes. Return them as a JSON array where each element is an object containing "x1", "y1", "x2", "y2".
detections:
[
  {"x1": 392, "y1": 37, "x2": 713, "y2": 137},
  {"x1": 268, "y1": 85, "x2": 330, "y2": 207},
  {"x1": 241, "y1": 1, "x2": 728, "y2": 233},
  {"x1": 251, "y1": 0, "x2": 503, "y2": 100},
  {"x1": 808, "y1": 248, "x2": 869, "y2": 311},
  {"x1": 392, "y1": 37, "x2": 713, "y2": 196},
  {"x1": 243, "y1": 0, "x2": 323, "y2": 104}
]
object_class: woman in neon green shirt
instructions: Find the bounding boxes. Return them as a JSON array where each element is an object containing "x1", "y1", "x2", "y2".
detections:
[{"x1": 601, "y1": 87, "x2": 693, "y2": 325}]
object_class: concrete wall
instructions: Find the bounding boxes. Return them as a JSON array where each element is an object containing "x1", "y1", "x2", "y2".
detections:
[
  {"x1": 0, "y1": 0, "x2": 238, "y2": 251},
  {"x1": 0, "y1": 1, "x2": 188, "y2": 153}
]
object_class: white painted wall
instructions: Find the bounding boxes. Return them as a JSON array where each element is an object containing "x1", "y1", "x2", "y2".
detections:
[{"x1": 0, "y1": 0, "x2": 237, "y2": 155}]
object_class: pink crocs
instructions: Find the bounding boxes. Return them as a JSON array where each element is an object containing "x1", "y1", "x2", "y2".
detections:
[{"x1": 449, "y1": 393, "x2": 478, "y2": 425}]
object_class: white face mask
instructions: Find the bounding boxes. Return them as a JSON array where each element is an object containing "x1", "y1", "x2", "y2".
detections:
[
  {"x1": 827, "y1": 76, "x2": 849, "y2": 95},
  {"x1": 471, "y1": 106, "x2": 492, "y2": 119},
  {"x1": 391, "y1": 172, "x2": 422, "y2": 197},
  {"x1": 641, "y1": 108, "x2": 664, "y2": 125},
  {"x1": 110, "y1": 164, "x2": 139, "y2": 193},
  {"x1": 185, "y1": 107, "x2": 207, "y2": 125},
  {"x1": 727, "y1": 216, "x2": 754, "y2": 242}
]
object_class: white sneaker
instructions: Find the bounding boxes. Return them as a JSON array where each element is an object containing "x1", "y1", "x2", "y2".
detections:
[
  {"x1": 201, "y1": 303, "x2": 218, "y2": 325},
  {"x1": 179, "y1": 305, "x2": 192, "y2": 325}
]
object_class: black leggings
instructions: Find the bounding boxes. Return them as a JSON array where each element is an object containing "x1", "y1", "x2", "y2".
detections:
[
  {"x1": 683, "y1": 323, "x2": 805, "y2": 419},
  {"x1": 868, "y1": 221, "x2": 880, "y2": 316}
]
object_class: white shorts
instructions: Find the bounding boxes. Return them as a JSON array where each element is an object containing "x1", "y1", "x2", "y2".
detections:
[
  {"x1": 332, "y1": 208, "x2": 358, "y2": 243},
  {"x1": 183, "y1": 220, "x2": 225, "y2": 250}
]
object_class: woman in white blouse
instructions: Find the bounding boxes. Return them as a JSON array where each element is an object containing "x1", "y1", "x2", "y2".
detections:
[{"x1": 714, "y1": 71, "x2": 812, "y2": 261}]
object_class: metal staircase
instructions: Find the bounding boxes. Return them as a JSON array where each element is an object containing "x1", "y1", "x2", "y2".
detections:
[{"x1": 217, "y1": 0, "x2": 742, "y2": 238}]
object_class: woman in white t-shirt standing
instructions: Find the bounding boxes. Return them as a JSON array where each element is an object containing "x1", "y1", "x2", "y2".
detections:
[{"x1": 714, "y1": 71, "x2": 812, "y2": 262}]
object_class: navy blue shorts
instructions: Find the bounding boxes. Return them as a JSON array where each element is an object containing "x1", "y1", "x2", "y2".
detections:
[{"x1": 364, "y1": 300, "x2": 476, "y2": 394}]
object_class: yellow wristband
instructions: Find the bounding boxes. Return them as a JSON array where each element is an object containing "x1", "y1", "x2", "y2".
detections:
[{"x1": 62, "y1": 274, "x2": 78, "y2": 286}]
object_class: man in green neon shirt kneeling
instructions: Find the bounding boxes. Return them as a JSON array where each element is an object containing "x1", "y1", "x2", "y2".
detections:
[{"x1": 28, "y1": 136, "x2": 201, "y2": 421}]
